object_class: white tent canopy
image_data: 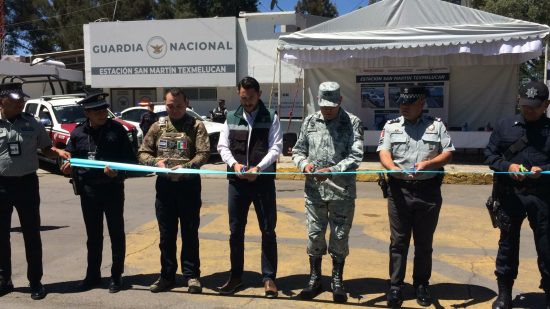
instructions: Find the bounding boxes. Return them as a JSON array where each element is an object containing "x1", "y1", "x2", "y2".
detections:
[{"x1": 278, "y1": 0, "x2": 549, "y2": 69}]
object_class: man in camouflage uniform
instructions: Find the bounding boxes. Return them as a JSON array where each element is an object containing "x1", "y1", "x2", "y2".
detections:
[
  {"x1": 138, "y1": 88, "x2": 209, "y2": 294},
  {"x1": 377, "y1": 86, "x2": 454, "y2": 308},
  {"x1": 292, "y1": 81, "x2": 364, "y2": 303}
]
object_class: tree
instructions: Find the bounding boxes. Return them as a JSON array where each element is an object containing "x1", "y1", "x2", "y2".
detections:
[
  {"x1": 470, "y1": 0, "x2": 550, "y2": 81},
  {"x1": 4, "y1": 0, "x2": 259, "y2": 55},
  {"x1": 294, "y1": 0, "x2": 338, "y2": 18}
]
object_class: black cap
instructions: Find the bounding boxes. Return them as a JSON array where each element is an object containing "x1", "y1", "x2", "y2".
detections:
[
  {"x1": 397, "y1": 86, "x2": 427, "y2": 104},
  {"x1": 519, "y1": 81, "x2": 549, "y2": 107},
  {"x1": 0, "y1": 82, "x2": 29, "y2": 100},
  {"x1": 218, "y1": 99, "x2": 225, "y2": 103},
  {"x1": 78, "y1": 93, "x2": 110, "y2": 110}
]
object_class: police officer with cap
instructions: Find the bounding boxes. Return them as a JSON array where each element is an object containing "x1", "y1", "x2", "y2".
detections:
[
  {"x1": 485, "y1": 80, "x2": 550, "y2": 309},
  {"x1": 292, "y1": 81, "x2": 364, "y2": 303},
  {"x1": 59, "y1": 93, "x2": 136, "y2": 293},
  {"x1": 0, "y1": 82, "x2": 66, "y2": 300},
  {"x1": 377, "y1": 86, "x2": 454, "y2": 308},
  {"x1": 138, "y1": 88, "x2": 209, "y2": 294}
]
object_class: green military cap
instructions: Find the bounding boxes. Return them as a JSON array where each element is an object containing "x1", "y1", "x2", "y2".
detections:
[{"x1": 318, "y1": 81, "x2": 341, "y2": 107}]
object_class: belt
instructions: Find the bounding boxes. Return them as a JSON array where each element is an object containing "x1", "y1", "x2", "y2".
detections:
[{"x1": 388, "y1": 176, "x2": 441, "y2": 189}]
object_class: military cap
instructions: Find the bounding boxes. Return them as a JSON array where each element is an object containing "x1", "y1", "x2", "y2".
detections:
[
  {"x1": 518, "y1": 81, "x2": 549, "y2": 107},
  {"x1": 0, "y1": 82, "x2": 29, "y2": 100},
  {"x1": 397, "y1": 86, "x2": 427, "y2": 104},
  {"x1": 318, "y1": 81, "x2": 341, "y2": 107},
  {"x1": 78, "y1": 93, "x2": 110, "y2": 110},
  {"x1": 218, "y1": 99, "x2": 225, "y2": 103}
]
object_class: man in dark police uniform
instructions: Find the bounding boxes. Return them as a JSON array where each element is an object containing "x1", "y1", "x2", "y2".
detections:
[
  {"x1": 485, "y1": 81, "x2": 550, "y2": 309},
  {"x1": 60, "y1": 93, "x2": 136, "y2": 293},
  {"x1": 0, "y1": 82, "x2": 66, "y2": 300}
]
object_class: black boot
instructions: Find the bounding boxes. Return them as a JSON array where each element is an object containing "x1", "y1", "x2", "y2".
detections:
[
  {"x1": 492, "y1": 278, "x2": 513, "y2": 309},
  {"x1": 331, "y1": 259, "x2": 347, "y2": 303},
  {"x1": 299, "y1": 256, "x2": 322, "y2": 300}
]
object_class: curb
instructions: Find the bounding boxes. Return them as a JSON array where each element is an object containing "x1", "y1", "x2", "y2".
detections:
[{"x1": 275, "y1": 167, "x2": 494, "y2": 185}]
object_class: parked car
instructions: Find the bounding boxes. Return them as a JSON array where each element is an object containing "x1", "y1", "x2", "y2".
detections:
[
  {"x1": 118, "y1": 105, "x2": 223, "y2": 154},
  {"x1": 23, "y1": 93, "x2": 142, "y2": 167}
]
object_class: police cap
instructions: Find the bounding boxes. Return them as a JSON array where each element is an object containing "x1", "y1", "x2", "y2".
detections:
[
  {"x1": 397, "y1": 86, "x2": 427, "y2": 104},
  {"x1": 519, "y1": 81, "x2": 549, "y2": 107},
  {"x1": 78, "y1": 93, "x2": 110, "y2": 110},
  {"x1": 318, "y1": 81, "x2": 341, "y2": 107},
  {"x1": 0, "y1": 82, "x2": 29, "y2": 100}
]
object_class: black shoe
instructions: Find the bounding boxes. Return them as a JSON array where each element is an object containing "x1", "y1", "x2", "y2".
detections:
[
  {"x1": 30, "y1": 282, "x2": 46, "y2": 300},
  {"x1": 150, "y1": 277, "x2": 175, "y2": 293},
  {"x1": 387, "y1": 288, "x2": 403, "y2": 308},
  {"x1": 0, "y1": 279, "x2": 14, "y2": 296},
  {"x1": 78, "y1": 276, "x2": 102, "y2": 291},
  {"x1": 416, "y1": 284, "x2": 433, "y2": 307},
  {"x1": 217, "y1": 277, "x2": 243, "y2": 295},
  {"x1": 109, "y1": 277, "x2": 123, "y2": 293}
]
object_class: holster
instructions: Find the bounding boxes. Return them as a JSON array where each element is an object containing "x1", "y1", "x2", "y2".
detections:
[
  {"x1": 487, "y1": 176, "x2": 511, "y2": 231},
  {"x1": 377, "y1": 173, "x2": 388, "y2": 198},
  {"x1": 69, "y1": 178, "x2": 81, "y2": 196}
]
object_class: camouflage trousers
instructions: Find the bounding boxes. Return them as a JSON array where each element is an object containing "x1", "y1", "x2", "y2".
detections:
[{"x1": 305, "y1": 198, "x2": 355, "y2": 262}]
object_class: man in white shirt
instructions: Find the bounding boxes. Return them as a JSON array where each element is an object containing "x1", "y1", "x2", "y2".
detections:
[{"x1": 217, "y1": 76, "x2": 282, "y2": 298}]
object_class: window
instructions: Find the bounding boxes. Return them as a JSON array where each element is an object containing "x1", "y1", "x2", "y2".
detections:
[
  {"x1": 176, "y1": 88, "x2": 217, "y2": 101},
  {"x1": 24, "y1": 103, "x2": 39, "y2": 116}
]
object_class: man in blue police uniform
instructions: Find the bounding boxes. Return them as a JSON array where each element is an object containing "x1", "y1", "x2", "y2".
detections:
[
  {"x1": 0, "y1": 82, "x2": 66, "y2": 300},
  {"x1": 217, "y1": 76, "x2": 282, "y2": 298},
  {"x1": 139, "y1": 100, "x2": 158, "y2": 136},
  {"x1": 485, "y1": 81, "x2": 550, "y2": 309},
  {"x1": 210, "y1": 99, "x2": 228, "y2": 123},
  {"x1": 59, "y1": 93, "x2": 137, "y2": 293},
  {"x1": 377, "y1": 86, "x2": 454, "y2": 308}
]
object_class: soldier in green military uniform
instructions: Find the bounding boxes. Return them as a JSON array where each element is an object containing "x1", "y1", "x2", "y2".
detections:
[
  {"x1": 292, "y1": 81, "x2": 364, "y2": 303},
  {"x1": 377, "y1": 86, "x2": 454, "y2": 308},
  {"x1": 138, "y1": 88, "x2": 209, "y2": 294}
]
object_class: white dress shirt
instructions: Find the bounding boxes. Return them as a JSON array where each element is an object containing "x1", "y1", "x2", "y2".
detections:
[{"x1": 217, "y1": 108, "x2": 282, "y2": 171}]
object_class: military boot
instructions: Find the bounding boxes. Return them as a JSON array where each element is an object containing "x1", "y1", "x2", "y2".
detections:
[
  {"x1": 299, "y1": 256, "x2": 322, "y2": 300},
  {"x1": 331, "y1": 259, "x2": 347, "y2": 303},
  {"x1": 492, "y1": 278, "x2": 513, "y2": 309}
]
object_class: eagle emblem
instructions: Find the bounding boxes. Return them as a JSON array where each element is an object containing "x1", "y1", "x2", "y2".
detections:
[{"x1": 150, "y1": 44, "x2": 164, "y2": 54}]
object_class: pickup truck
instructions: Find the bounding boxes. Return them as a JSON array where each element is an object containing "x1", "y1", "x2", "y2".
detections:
[{"x1": 23, "y1": 93, "x2": 142, "y2": 167}]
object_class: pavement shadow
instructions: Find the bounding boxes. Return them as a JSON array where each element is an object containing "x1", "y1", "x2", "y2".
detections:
[
  {"x1": 10, "y1": 225, "x2": 69, "y2": 233},
  {"x1": 428, "y1": 283, "x2": 496, "y2": 308},
  {"x1": 512, "y1": 292, "x2": 546, "y2": 308}
]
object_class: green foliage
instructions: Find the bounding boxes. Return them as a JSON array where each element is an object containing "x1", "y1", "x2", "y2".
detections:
[
  {"x1": 294, "y1": 0, "x2": 338, "y2": 17},
  {"x1": 4, "y1": 0, "x2": 259, "y2": 54}
]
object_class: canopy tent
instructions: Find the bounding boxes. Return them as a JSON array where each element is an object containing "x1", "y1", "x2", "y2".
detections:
[
  {"x1": 277, "y1": 0, "x2": 549, "y2": 69},
  {"x1": 275, "y1": 0, "x2": 550, "y2": 148}
]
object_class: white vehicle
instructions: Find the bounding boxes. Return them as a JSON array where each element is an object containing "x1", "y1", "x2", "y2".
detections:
[
  {"x1": 118, "y1": 105, "x2": 223, "y2": 154},
  {"x1": 24, "y1": 94, "x2": 143, "y2": 167}
]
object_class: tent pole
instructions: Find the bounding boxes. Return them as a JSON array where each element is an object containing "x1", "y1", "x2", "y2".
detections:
[
  {"x1": 278, "y1": 50, "x2": 282, "y2": 116},
  {"x1": 545, "y1": 40, "x2": 548, "y2": 83},
  {"x1": 302, "y1": 68, "x2": 305, "y2": 121}
]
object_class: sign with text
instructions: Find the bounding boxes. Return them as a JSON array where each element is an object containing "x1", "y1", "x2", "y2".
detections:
[
  {"x1": 356, "y1": 73, "x2": 450, "y2": 84},
  {"x1": 86, "y1": 18, "x2": 237, "y2": 88}
]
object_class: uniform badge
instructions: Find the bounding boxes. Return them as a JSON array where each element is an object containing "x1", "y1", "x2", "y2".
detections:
[
  {"x1": 177, "y1": 140, "x2": 188, "y2": 150},
  {"x1": 526, "y1": 87, "x2": 538, "y2": 98},
  {"x1": 106, "y1": 132, "x2": 117, "y2": 142},
  {"x1": 159, "y1": 139, "x2": 167, "y2": 148},
  {"x1": 428, "y1": 124, "x2": 435, "y2": 132},
  {"x1": 379, "y1": 129, "x2": 385, "y2": 145}
]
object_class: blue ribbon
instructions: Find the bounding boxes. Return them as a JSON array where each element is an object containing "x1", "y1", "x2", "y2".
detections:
[{"x1": 69, "y1": 158, "x2": 546, "y2": 175}]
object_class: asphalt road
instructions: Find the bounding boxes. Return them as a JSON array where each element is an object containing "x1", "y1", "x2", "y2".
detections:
[{"x1": 1, "y1": 165, "x2": 545, "y2": 308}]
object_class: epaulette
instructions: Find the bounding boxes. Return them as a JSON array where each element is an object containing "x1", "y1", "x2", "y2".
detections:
[{"x1": 387, "y1": 117, "x2": 400, "y2": 124}]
